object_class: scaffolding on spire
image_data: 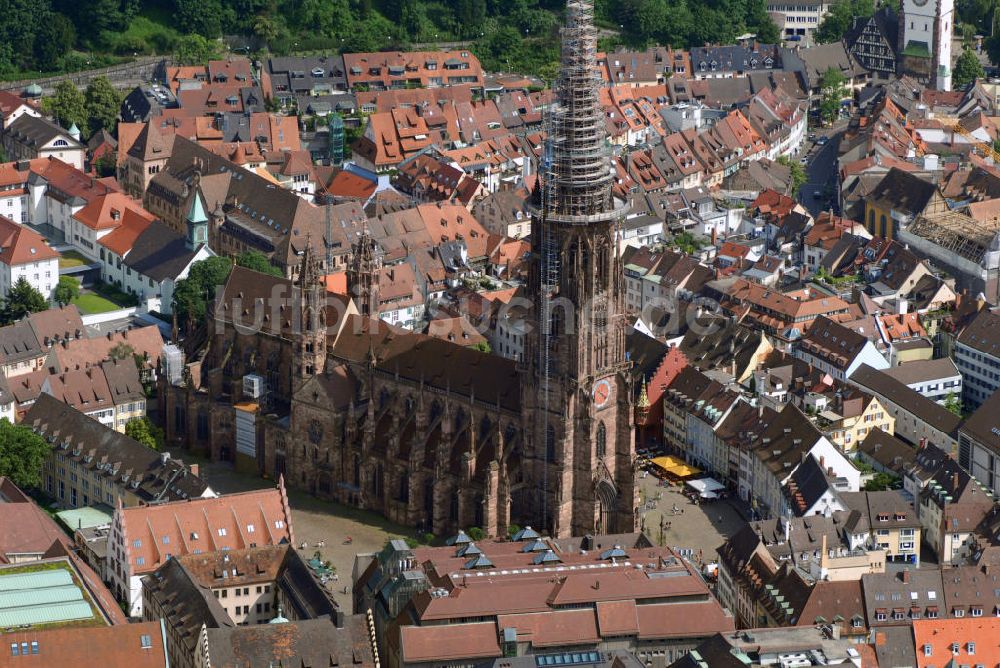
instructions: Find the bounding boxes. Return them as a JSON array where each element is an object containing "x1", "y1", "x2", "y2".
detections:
[{"x1": 545, "y1": 0, "x2": 614, "y2": 220}]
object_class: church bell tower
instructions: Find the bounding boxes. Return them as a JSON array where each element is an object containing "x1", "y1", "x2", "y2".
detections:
[
  {"x1": 522, "y1": 0, "x2": 637, "y2": 538},
  {"x1": 294, "y1": 239, "x2": 326, "y2": 382}
]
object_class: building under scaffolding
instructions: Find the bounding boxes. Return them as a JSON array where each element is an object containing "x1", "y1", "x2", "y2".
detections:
[
  {"x1": 523, "y1": 0, "x2": 638, "y2": 538},
  {"x1": 899, "y1": 210, "x2": 1000, "y2": 302}
]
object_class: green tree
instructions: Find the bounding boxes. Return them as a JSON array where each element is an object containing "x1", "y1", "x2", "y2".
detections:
[
  {"x1": 53, "y1": 276, "x2": 79, "y2": 306},
  {"x1": 125, "y1": 417, "x2": 164, "y2": 451},
  {"x1": 41, "y1": 81, "x2": 87, "y2": 134},
  {"x1": 944, "y1": 391, "x2": 963, "y2": 416},
  {"x1": 0, "y1": 418, "x2": 50, "y2": 488},
  {"x1": 819, "y1": 66, "x2": 847, "y2": 125},
  {"x1": 863, "y1": 472, "x2": 901, "y2": 491},
  {"x1": 474, "y1": 26, "x2": 523, "y2": 72},
  {"x1": 236, "y1": 250, "x2": 284, "y2": 277},
  {"x1": 174, "y1": 34, "x2": 223, "y2": 66},
  {"x1": 172, "y1": 256, "x2": 234, "y2": 330},
  {"x1": 84, "y1": 76, "x2": 123, "y2": 138},
  {"x1": 953, "y1": 46, "x2": 985, "y2": 89},
  {"x1": 0, "y1": 0, "x2": 52, "y2": 70},
  {"x1": 176, "y1": 0, "x2": 224, "y2": 37},
  {"x1": 776, "y1": 155, "x2": 806, "y2": 192},
  {"x1": 32, "y1": 12, "x2": 75, "y2": 71},
  {"x1": 467, "y1": 526, "x2": 485, "y2": 541},
  {"x1": 1, "y1": 277, "x2": 48, "y2": 325},
  {"x1": 815, "y1": 0, "x2": 874, "y2": 43},
  {"x1": 253, "y1": 14, "x2": 282, "y2": 44},
  {"x1": 472, "y1": 340, "x2": 491, "y2": 353}
]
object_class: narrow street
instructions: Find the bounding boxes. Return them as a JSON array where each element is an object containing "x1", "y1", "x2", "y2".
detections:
[{"x1": 800, "y1": 119, "x2": 847, "y2": 217}]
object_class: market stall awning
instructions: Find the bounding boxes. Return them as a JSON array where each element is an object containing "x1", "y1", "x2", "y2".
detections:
[
  {"x1": 650, "y1": 456, "x2": 703, "y2": 478},
  {"x1": 686, "y1": 477, "x2": 726, "y2": 498}
]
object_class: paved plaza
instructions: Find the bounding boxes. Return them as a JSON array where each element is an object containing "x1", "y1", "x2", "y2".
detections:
[{"x1": 637, "y1": 470, "x2": 744, "y2": 566}]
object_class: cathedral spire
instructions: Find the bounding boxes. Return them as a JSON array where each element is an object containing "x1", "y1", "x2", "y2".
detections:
[
  {"x1": 545, "y1": 0, "x2": 613, "y2": 218},
  {"x1": 348, "y1": 224, "x2": 382, "y2": 320}
]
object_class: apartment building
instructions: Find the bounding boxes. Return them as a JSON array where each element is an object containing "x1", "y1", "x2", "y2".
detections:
[
  {"x1": 25, "y1": 394, "x2": 211, "y2": 512},
  {"x1": 107, "y1": 483, "x2": 292, "y2": 616},
  {"x1": 954, "y1": 308, "x2": 1000, "y2": 409},
  {"x1": 0, "y1": 213, "x2": 59, "y2": 300},
  {"x1": 850, "y1": 364, "x2": 961, "y2": 454},
  {"x1": 840, "y1": 491, "x2": 921, "y2": 565},
  {"x1": 918, "y1": 459, "x2": 994, "y2": 565},
  {"x1": 958, "y1": 388, "x2": 1000, "y2": 492}
]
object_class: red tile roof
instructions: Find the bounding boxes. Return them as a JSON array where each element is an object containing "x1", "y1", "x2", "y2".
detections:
[
  {"x1": 327, "y1": 170, "x2": 377, "y2": 200},
  {"x1": 116, "y1": 483, "x2": 293, "y2": 575},
  {"x1": 3, "y1": 620, "x2": 168, "y2": 666},
  {"x1": 0, "y1": 214, "x2": 58, "y2": 266},
  {"x1": 498, "y1": 609, "x2": 601, "y2": 647},
  {"x1": 400, "y1": 622, "x2": 500, "y2": 663},
  {"x1": 596, "y1": 600, "x2": 641, "y2": 636},
  {"x1": 72, "y1": 192, "x2": 153, "y2": 231},
  {"x1": 97, "y1": 208, "x2": 156, "y2": 257},
  {"x1": 913, "y1": 617, "x2": 1000, "y2": 667},
  {"x1": 635, "y1": 600, "x2": 735, "y2": 639}
]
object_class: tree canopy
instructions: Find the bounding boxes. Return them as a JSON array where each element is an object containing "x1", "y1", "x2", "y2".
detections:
[
  {"x1": 236, "y1": 250, "x2": 284, "y2": 277},
  {"x1": 814, "y1": 0, "x2": 874, "y2": 44},
  {"x1": 84, "y1": 76, "x2": 124, "y2": 137},
  {"x1": 819, "y1": 67, "x2": 847, "y2": 125},
  {"x1": 953, "y1": 47, "x2": 985, "y2": 89},
  {"x1": 0, "y1": 418, "x2": 51, "y2": 489},
  {"x1": 41, "y1": 81, "x2": 87, "y2": 135},
  {"x1": 2, "y1": 0, "x2": 794, "y2": 83},
  {"x1": 1, "y1": 278, "x2": 48, "y2": 325},
  {"x1": 173, "y1": 256, "x2": 234, "y2": 331},
  {"x1": 54, "y1": 276, "x2": 80, "y2": 306},
  {"x1": 125, "y1": 417, "x2": 164, "y2": 451}
]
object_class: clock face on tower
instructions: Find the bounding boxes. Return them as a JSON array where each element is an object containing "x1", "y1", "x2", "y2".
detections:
[
  {"x1": 592, "y1": 379, "x2": 612, "y2": 409},
  {"x1": 912, "y1": 0, "x2": 928, "y2": 7}
]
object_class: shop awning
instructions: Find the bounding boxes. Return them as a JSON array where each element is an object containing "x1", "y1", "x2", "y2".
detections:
[{"x1": 650, "y1": 456, "x2": 703, "y2": 478}]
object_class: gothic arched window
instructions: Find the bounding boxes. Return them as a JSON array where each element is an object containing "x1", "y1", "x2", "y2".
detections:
[{"x1": 596, "y1": 422, "x2": 607, "y2": 459}]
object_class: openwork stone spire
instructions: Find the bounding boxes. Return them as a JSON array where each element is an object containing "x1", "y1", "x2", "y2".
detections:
[{"x1": 546, "y1": 0, "x2": 614, "y2": 218}]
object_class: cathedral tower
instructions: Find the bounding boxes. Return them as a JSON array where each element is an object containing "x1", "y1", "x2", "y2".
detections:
[
  {"x1": 294, "y1": 239, "x2": 326, "y2": 381},
  {"x1": 347, "y1": 227, "x2": 381, "y2": 319},
  {"x1": 522, "y1": 0, "x2": 637, "y2": 538}
]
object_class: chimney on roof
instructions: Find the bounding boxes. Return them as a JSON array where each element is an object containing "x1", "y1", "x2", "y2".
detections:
[
  {"x1": 953, "y1": 472, "x2": 959, "y2": 491},
  {"x1": 901, "y1": 569, "x2": 910, "y2": 584}
]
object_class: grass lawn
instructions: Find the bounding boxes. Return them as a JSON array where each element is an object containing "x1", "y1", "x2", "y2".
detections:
[
  {"x1": 58, "y1": 250, "x2": 91, "y2": 269},
  {"x1": 72, "y1": 293, "x2": 121, "y2": 315}
]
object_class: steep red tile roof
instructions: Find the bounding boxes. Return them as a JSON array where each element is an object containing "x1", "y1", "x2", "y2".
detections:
[
  {"x1": 117, "y1": 483, "x2": 293, "y2": 575},
  {"x1": 97, "y1": 208, "x2": 156, "y2": 257},
  {"x1": 72, "y1": 193, "x2": 153, "y2": 231},
  {"x1": 0, "y1": 214, "x2": 58, "y2": 266}
]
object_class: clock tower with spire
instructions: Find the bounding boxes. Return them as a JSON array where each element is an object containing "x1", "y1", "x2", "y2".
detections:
[{"x1": 520, "y1": 0, "x2": 638, "y2": 538}]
